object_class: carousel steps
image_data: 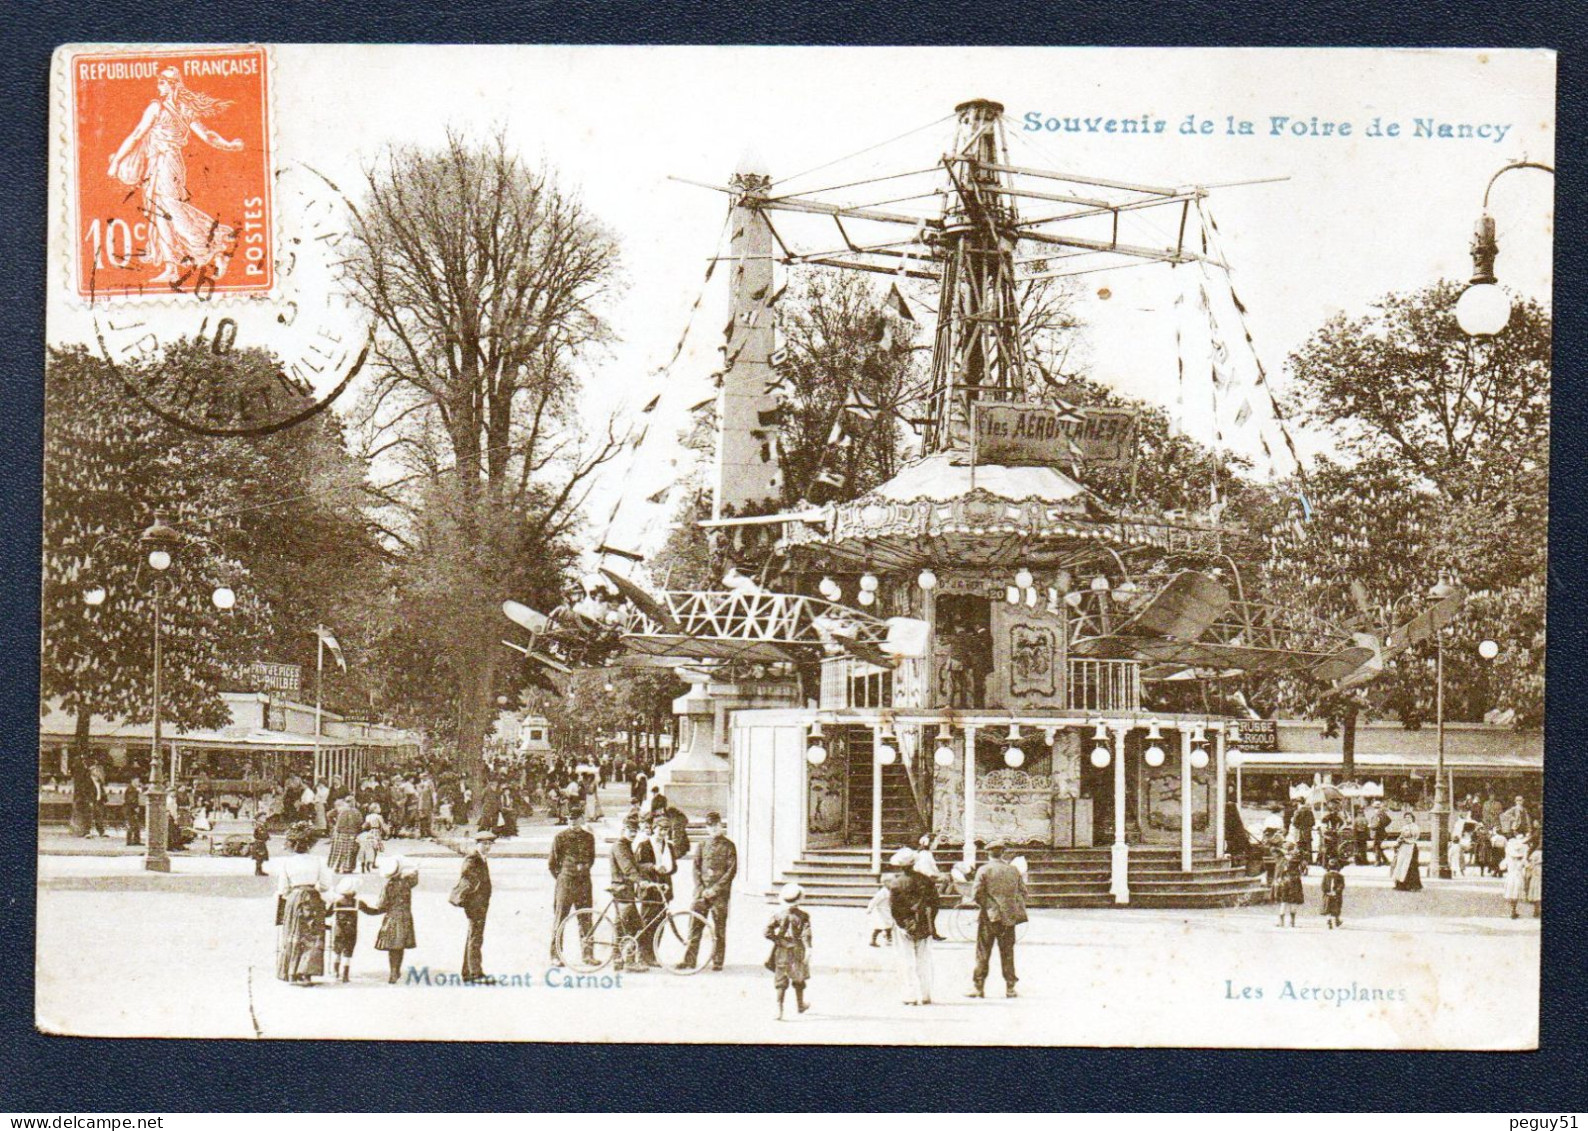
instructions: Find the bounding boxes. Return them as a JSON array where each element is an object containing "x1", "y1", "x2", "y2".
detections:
[{"x1": 773, "y1": 845, "x2": 1268, "y2": 909}]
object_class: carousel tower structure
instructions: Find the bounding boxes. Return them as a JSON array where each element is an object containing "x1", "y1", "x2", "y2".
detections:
[{"x1": 505, "y1": 99, "x2": 1458, "y2": 906}]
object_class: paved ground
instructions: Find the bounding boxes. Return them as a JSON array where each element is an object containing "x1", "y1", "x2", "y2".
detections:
[{"x1": 35, "y1": 813, "x2": 1540, "y2": 1047}]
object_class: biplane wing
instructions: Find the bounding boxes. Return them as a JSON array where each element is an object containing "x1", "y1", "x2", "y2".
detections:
[
  {"x1": 502, "y1": 600, "x2": 550, "y2": 635},
  {"x1": 600, "y1": 568, "x2": 682, "y2": 634},
  {"x1": 1117, "y1": 570, "x2": 1231, "y2": 641}
]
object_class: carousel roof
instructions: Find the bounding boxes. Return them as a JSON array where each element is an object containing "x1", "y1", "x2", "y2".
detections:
[
  {"x1": 779, "y1": 452, "x2": 1234, "y2": 572},
  {"x1": 871, "y1": 452, "x2": 1087, "y2": 504}
]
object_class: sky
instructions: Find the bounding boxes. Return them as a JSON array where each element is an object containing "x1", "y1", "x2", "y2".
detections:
[{"x1": 48, "y1": 45, "x2": 1556, "y2": 568}]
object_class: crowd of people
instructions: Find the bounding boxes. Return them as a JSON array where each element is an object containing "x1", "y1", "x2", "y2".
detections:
[
  {"x1": 254, "y1": 764, "x2": 1537, "y2": 1000},
  {"x1": 1242, "y1": 792, "x2": 1543, "y2": 926}
]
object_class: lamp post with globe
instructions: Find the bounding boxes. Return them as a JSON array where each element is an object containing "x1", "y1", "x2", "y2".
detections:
[
  {"x1": 1455, "y1": 161, "x2": 1554, "y2": 338},
  {"x1": 82, "y1": 518, "x2": 238, "y2": 872}
]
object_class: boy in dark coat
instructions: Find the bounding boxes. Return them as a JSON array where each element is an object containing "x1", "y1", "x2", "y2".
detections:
[
  {"x1": 249, "y1": 817, "x2": 271, "y2": 877},
  {"x1": 765, "y1": 883, "x2": 812, "y2": 1019}
]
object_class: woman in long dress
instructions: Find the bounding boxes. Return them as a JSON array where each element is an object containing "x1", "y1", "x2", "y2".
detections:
[
  {"x1": 360, "y1": 856, "x2": 419, "y2": 984},
  {"x1": 106, "y1": 68, "x2": 245, "y2": 284},
  {"x1": 1391, "y1": 814, "x2": 1423, "y2": 891},
  {"x1": 326, "y1": 796, "x2": 362, "y2": 874},
  {"x1": 1502, "y1": 835, "x2": 1530, "y2": 918},
  {"x1": 274, "y1": 823, "x2": 331, "y2": 984}
]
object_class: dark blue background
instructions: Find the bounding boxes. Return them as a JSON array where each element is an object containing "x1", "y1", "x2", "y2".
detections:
[{"x1": 2, "y1": 0, "x2": 1581, "y2": 1112}]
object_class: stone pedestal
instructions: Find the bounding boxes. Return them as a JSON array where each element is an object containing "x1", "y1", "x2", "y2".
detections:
[{"x1": 648, "y1": 679, "x2": 801, "y2": 820}]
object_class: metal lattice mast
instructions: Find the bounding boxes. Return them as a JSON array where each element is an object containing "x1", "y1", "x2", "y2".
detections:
[{"x1": 925, "y1": 100, "x2": 1026, "y2": 454}]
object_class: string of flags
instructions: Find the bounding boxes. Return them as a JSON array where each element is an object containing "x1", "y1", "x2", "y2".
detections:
[
  {"x1": 594, "y1": 212, "x2": 734, "y2": 563},
  {"x1": 1182, "y1": 199, "x2": 1307, "y2": 485}
]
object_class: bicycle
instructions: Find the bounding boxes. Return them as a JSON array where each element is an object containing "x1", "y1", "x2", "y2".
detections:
[
  {"x1": 945, "y1": 873, "x2": 1032, "y2": 943},
  {"x1": 553, "y1": 883, "x2": 715, "y2": 975}
]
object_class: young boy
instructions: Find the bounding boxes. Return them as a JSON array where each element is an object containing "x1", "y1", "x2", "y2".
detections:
[
  {"x1": 249, "y1": 817, "x2": 271, "y2": 877},
  {"x1": 765, "y1": 883, "x2": 812, "y2": 1019},
  {"x1": 326, "y1": 878, "x2": 361, "y2": 982},
  {"x1": 1273, "y1": 840, "x2": 1305, "y2": 927},
  {"x1": 1320, "y1": 856, "x2": 1346, "y2": 929}
]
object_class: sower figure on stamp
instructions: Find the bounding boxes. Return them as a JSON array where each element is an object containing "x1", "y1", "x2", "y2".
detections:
[
  {"x1": 549, "y1": 811, "x2": 596, "y2": 964},
  {"x1": 967, "y1": 840, "x2": 1028, "y2": 999},
  {"x1": 106, "y1": 67, "x2": 244, "y2": 284},
  {"x1": 450, "y1": 830, "x2": 494, "y2": 982},
  {"x1": 682, "y1": 812, "x2": 737, "y2": 972}
]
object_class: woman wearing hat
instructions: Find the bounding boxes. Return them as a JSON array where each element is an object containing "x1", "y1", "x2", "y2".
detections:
[
  {"x1": 361, "y1": 856, "x2": 420, "y2": 983},
  {"x1": 764, "y1": 883, "x2": 813, "y2": 1019},
  {"x1": 1391, "y1": 812, "x2": 1423, "y2": 892},
  {"x1": 886, "y1": 846, "x2": 939, "y2": 1005},
  {"x1": 274, "y1": 822, "x2": 331, "y2": 984}
]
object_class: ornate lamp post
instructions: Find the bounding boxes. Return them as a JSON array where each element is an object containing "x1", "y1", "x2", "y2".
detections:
[
  {"x1": 1455, "y1": 161, "x2": 1554, "y2": 337},
  {"x1": 139, "y1": 518, "x2": 181, "y2": 872},
  {"x1": 81, "y1": 518, "x2": 237, "y2": 872},
  {"x1": 1428, "y1": 576, "x2": 1457, "y2": 879}
]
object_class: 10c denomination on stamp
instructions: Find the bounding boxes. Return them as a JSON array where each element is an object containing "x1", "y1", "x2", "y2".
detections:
[{"x1": 70, "y1": 45, "x2": 274, "y2": 301}]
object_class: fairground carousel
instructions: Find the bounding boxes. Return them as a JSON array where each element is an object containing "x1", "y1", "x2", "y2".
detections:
[{"x1": 501, "y1": 100, "x2": 1460, "y2": 907}]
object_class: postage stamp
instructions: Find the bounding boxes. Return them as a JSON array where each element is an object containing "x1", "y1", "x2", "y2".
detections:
[{"x1": 69, "y1": 44, "x2": 274, "y2": 301}]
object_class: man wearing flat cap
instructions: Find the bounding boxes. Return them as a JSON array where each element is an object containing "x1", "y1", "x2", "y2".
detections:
[
  {"x1": 682, "y1": 812, "x2": 737, "y2": 971},
  {"x1": 549, "y1": 810, "x2": 596, "y2": 964},
  {"x1": 451, "y1": 830, "x2": 495, "y2": 983},
  {"x1": 968, "y1": 839, "x2": 1027, "y2": 999}
]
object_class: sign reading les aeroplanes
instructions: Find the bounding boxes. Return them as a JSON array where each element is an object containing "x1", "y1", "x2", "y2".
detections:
[{"x1": 972, "y1": 401, "x2": 1137, "y2": 468}]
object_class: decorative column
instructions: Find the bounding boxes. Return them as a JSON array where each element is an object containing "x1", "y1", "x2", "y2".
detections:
[
  {"x1": 713, "y1": 153, "x2": 782, "y2": 519},
  {"x1": 962, "y1": 724, "x2": 978, "y2": 870},
  {"x1": 1180, "y1": 727, "x2": 1194, "y2": 872},
  {"x1": 1110, "y1": 723, "x2": 1129, "y2": 904},
  {"x1": 871, "y1": 725, "x2": 885, "y2": 875},
  {"x1": 1215, "y1": 726, "x2": 1228, "y2": 858}
]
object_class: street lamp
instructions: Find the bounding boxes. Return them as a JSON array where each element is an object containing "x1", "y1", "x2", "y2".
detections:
[
  {"x1": 80, "y1": 519, "x2": 236, "y2": 872},
  {"x1": 1427, "y1": 576, "x2": 1457, "y2": 879},
  {"x1": 1456, "y1": 161, "x2": 1554, "y2": 337},
  {"x1": 139, "y1": 518, "x2": 180, "y2": 873}
]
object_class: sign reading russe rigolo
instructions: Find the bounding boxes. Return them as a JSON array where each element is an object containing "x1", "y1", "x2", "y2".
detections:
[{"x1": 972, "y1": 402, "x2": 1137, "y2": 467}]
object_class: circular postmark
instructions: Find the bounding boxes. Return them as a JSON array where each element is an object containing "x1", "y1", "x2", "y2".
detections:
[{"x1": 91, "y1": 161, "x2": 372, "y2": 436}]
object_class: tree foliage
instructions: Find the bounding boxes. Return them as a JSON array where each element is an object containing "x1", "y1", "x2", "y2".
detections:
[
  {"x1": 343, "y1": 131, "x2": 624, "y2": 782},
  {"x1": 42, "y1": 344, "x2": 380, "y2": 827}
]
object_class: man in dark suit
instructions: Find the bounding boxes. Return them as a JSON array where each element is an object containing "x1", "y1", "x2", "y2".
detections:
[
  {"x1": 610, "y1": 813, "x2": 660, "y2": 970},
  {"x1": 681, "y1": 812, "x2": 736, "y2": 971},
  {"x1": 123, "y1": 777, "x2": 143, "y2": 845},
  {"x1": 452, "y1": 830, "x2": 495, "y2": 982},
  {"x1": 967, "y1": 840, "x2": 1028, "y2": 999},
  {"x1": 548, "y1": 812, "x2": 596, "y2": 964}
]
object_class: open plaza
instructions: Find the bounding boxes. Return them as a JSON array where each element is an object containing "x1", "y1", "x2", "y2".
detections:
[{"x1": 35, "y1": 788, "x2": 1539, "y2": 1048}]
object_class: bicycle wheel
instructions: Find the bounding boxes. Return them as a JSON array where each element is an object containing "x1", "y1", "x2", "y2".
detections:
[
  {"x1": 950, "y1": 903, "x2": 978, "y2": 943},
  {"x1": 553, "y1": 907, "x2": 617, "y2": 973},
  {"x1": 655, "y1": 909, "x2": 713, "y2": 975}
]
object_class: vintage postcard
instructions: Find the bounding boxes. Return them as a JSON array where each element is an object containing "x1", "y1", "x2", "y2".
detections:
[{"x1": 38, "y1": 45, "x2": 1551, "y2": 1047}]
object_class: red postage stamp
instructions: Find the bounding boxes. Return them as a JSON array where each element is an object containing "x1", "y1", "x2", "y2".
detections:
[{"x1": 69, "y1": 45, "x2": 273, "y2": 300}]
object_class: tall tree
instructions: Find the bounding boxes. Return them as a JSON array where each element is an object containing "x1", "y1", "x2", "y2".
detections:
[
  {"x1": 1244, "y1": 281, "x2": 1551, "y2": 763},
  {"x1": 344, "y1": 131, "x2": 623, "y2": 798}
]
